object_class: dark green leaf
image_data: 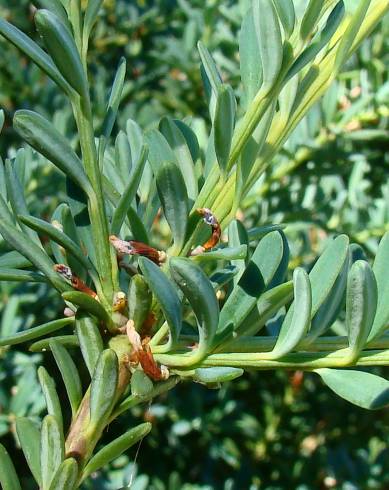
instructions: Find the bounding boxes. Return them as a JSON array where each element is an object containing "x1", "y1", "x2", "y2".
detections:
[
  {"x1": 128, "y1": 274, "x2": 152, "y2": 332},
  {"x1": 131, "y1": 370, "x2": 154, "y2": 396},
  {"x1": 62, "y1": 291, "x2": 110, "y2": 325},
  {"x1": 0, "y1": 268, "x2": 46, "y2": 283},
  {"x1": 84, "y1": 0, "x2": 104, "y2": 38},
  {"x1": 30, "y1": 335, "x2": 79, "y2": 352},
  {"x1": 300, "y1": 0, "x2": 324, "y2": 40},
  {"x1": 192, "y1": 245, "x2": 247, "y2": 263}
]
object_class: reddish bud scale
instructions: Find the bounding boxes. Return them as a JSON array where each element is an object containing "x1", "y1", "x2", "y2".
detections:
[{"x1": 196, "y1": 208, "x2": 221, "y2": 250}]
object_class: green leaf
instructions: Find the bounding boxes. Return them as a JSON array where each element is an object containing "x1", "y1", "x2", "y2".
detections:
[
  {"x1": 214, "y1": 85, "x2": 236, "y2": 176},
  {"x1": 48, "y1": 458, "x2": 78, "y2": 490},
  {"x1": 159, "y1": 117, "x2": 198, "y2": 203},
  {"x1": 131, "y1": 370, "x2": 154, "y2": 396},
  {"x1": 75, "y1": 312, "x2": 104, "y2": 377},
  {"x1": 0, "y1": 197, "x2": 70, "y2": 292},
  {"x1": 217, "y1": 231, "x2": 287, "y2": 339},
  {"x1": 0, "y1": 268, "x2": 46, "y2": 283},
  {"x1": 13, "y1": 111, "x2": 91, "y2": 193},
  {"x1": 315, "y1": 369, "x2": 389, "y2": 409},
  {"x1": 62, "y1": 291, "x2": 110, "y2": 325},
  {"x1": 50, "y1": 340, "x2": 82, "y2": 417},
  {"x1": 247, "y1": 223, "x2": 286, "y2": 241},
  {"x1": 300, "y1": 0, "x2": 324, "y2": 40},
  {"x1": 156, "y1": 161, "x2": 189, "y2": 252},
  {"x1": 197, "y1": 40, "x2": 222, "y2": 97},
  {"x1": 0, "y1": 251, "x2": 31, "y2": 269},
  {"x1": 192, "y1": 245, "x2": 247, "y2": 263},
  {"x1": 267, "y1": 268, "x2": 311, "y2": 359},
  {"x1": 84, "y1": 0, "x2": 104, "y2": 39},
  {"x1": 234, "y1": 281, "x2": 294, "y2": 338},
  {"x1": 38, "y1": 366, "x2": 63, "y2": 430},
  {"x1": 309, "y1": 250, "x2": 349, "y2": 341},
  {"x1": 0, "y1": 18, "x2": 71, "y2": 94},
  {"x1": 287, "y1": 1, "x2": 345, "y2": 80},
  {"x1": 40, "y1": 415, "x2": 65, "y2": 490},
  {"x1": 228, "y1": 220, "x2": 249, "y2": 285},
  {"x1": 82, "y1": 423, "x2": 151, "y2": 480},
  {"x1": 239, "y1": 8, "x2": 263, "y2": 105},
  {"x1": 273, "y1": 0, "x2": 295, "y2": 37},
  {"x1": 0, "y1": 110, "x2": 4, "y2": 133},
  {"x1": 0, "y1": 317, "x2": 74, "y2": 347},
  {"x1": 194, "y1": 367, "x2": 243, "y2": 384},
  {"x1": 139, "y1": 257, "x2": 182, "y2": 349},
  {"x1": 30, "y1": 335, "x2": 79, "y2": 352},
  {"x1": 100, "y1": 57, "x2": 126, "y2": 153},
  {"x1": 35, "y1": 0, "x2": 69, "y2": 25},
  {"x1": 90, "y1": 350, "x2": 118, "y2": 427},
  {"x1": 15, "y1": 418, "x2": 41, "y2": 486},
  {"x1": 335, "y1": 0, "x2": 371, "y2": 71},
  {"x1": 111, "y1": 145, "x2": 148, "y2": 235},
  {"x1": 5, "y1": 160, "x2": 41, "y2": 244},
  {"x1": 170, "y1": 257, "x2": 219, "y2": 358},
  {"x1": 19, "y1": 214, "x2": 94, "y2": 274},
  {"x1": 252, "y1": 0, "x2": 283, "y2": 91},
  {"x1": 308, "y1": 235, "x2": 349, "y2": 317},
  {"x1": 0, "y1": 443, "x2": 21, "y2": 490},
  {"x1": 346, "y1": 261, "x2": 377, "y2": 361},
  {"x1": 128, "y1": 274, "x2": 152, "y2": 331},
  {"x1": 368, "y1": 232, "x2": 389, "y2": 342},
  {"x1": 35, "y1": 9, "x2": 87, "y2": 96}
]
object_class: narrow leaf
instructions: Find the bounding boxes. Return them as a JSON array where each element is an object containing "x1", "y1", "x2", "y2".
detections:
[
  {"x1": 253, "y1": 0, "x2": 283, "y2": 91},
  {"x1": 316, "y1": 369, "x2": 389, "y2": 409},
  {"x1": 346, "y1": 260, "x2": 377, "y2": 360},
  {"x1": 62, "y1": 291, "x2": 110, "y2": 325},
  {"x1": 170, "y1": 257, "x2": 219, "y2": 357},
  {"x1": 30, "y1": 335, "x2": 79, "y2": 352},
  {"x1": 159, "y1": 117, "x2": 198, "y2": 203},
  {"x1": 40, "y1": 415, "x2": 64, "y2": 490},
  {"x1": 192, "y1": 245, "x2": 247, "y2": 263},
  {"x1": 0, "y1": 268, "x2": 46, "y2": 283},
  {"x1": 90, "y1": 350, "x2": 118, "y2": 427},
  {"x1": 0, "y1": 317, "x2": 73, "y2": 347},
  {"x1": 214, "y1": 85, "x2": 236, "y2": 176},
  {"x1": 368, "y1": 232, "x2": 389, "y2": 342},
  {"x1": 50, "y1": 341, "x2": 82, "y2": 417},
  {"x1": 38, "y1": 366, "x2": 63, "y2": 430},
  {"x1": 15, "y1": 418, "x2": 41, "y2": 486},
  {"x1": 35, "y1": 9, "x2": 87, "y2": 96},
  {"x1": 156, "y1": 161, "x2": 189, "y2": 252},
  {"x1": 82, "y1": 423, "x2": 151, "y2": 480},
  {"x1": 139, "y1": 257, "x2": 182, "y2": 348},
  {"x1": 128, "y1": 274, "x2": 152, "y2": 332},
  {"x1": 0, "y1": 443, "x2": 21, "y2": 490},
  {"x1": 75, "y1": 313, "x2": 104, "y2": 377},
  {"x1": 267, "y1": 268, "x2": 311, "y2": 359},
  {"x1": 111, "y1": 145, "x2": 148, "y2": 235},
  {"x1": 273, "y1": 0, "x2": 295, "y2": 37},
  {"x1": 84, "y1": 0, "x2": 104, "y2": 38},
  {"x1": 13, "y1": 110, "x2": 91, "y2": 193},
  {"x1": 300, "y1": 0, "x2": 324, "y2": 40},
  {"x1": 194, "y1": 367, "x2": 243, "y2": 384},
  {"x1": 0, "y1": 18, "x2": 71, "y2": 93},
  {"x1": 48, "y1": 458, "x2": 78, "y2": 490}
]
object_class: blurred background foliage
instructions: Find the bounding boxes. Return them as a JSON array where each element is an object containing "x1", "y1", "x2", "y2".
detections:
[{"x1": 0, "y1": 1, "x2": 388, "y2": 488}]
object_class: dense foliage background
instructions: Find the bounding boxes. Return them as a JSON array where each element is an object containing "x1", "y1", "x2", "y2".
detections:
[{"x1": 0, "y1": 1, "x2": 388, "y2": 488}]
